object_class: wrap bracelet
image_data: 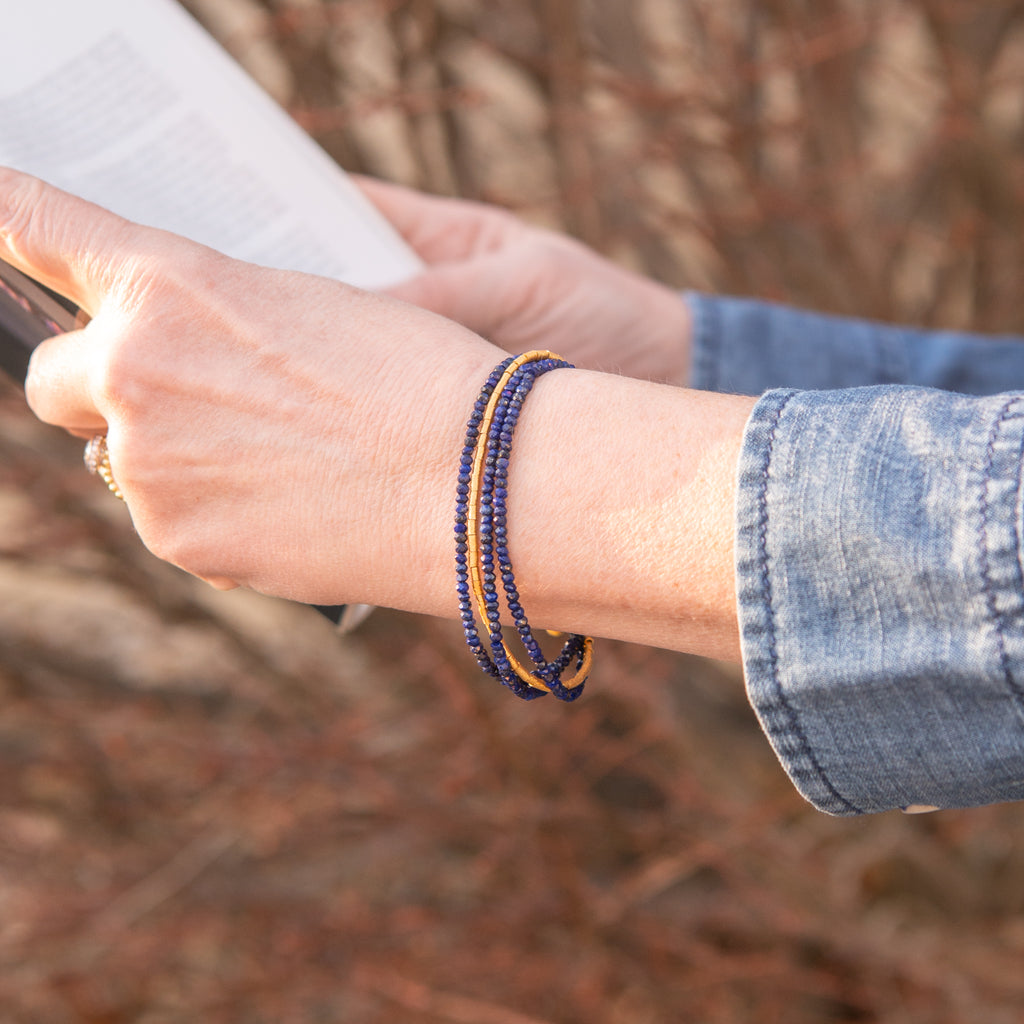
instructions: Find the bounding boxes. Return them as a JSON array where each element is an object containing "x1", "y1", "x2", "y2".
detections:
[{"x1": 455, "y1": 351, "x2": 592, "y2": 701}]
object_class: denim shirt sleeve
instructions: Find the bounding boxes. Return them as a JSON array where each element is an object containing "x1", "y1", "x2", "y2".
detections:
[
  {"x1": 737, "y1": 386, "x2": 1024, "y2": 815},
  {"x1": 689, "y1": 291, "x2": 1024, "y2": 396}
]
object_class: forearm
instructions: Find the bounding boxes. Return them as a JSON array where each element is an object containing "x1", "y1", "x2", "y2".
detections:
[
  {"x1": 506, "y1": 371, "x2": 752, "y2": 660},
  {"x1": 689, "y1": 292, "x2": 1024, "y2": 396},
  {"x1": 397, "y1": 366, "x2": 752, "y2": 662}
]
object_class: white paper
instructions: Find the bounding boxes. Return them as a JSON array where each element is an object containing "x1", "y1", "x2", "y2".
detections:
[{"x1": 0, "y1": 0, "x2": 421, "y2": 287}]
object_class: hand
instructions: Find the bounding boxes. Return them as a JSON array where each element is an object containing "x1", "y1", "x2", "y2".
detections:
[
  {"x1": 357, "y1": 179, "x2": 693, "y2": 386},
  {"x1": 1, "y1": 168, "x2": 502, "y2": 611},
  {"x1": 2, "y1": 168, "x2": 748, "y2": 660}
]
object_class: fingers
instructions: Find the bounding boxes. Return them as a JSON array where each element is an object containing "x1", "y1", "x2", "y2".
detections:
[
  {"x1": 0, "y1": 166, "x2": 141, "y2": 314},
  {"x1": 200, "y1": 575, "x2": 241, "y2": 592},
  {"x1": 385, "y1": 254, "x2": 515, "y2": 337},
  {"x1": 354, "y1": 176, "x2": 526, "y2": 264},
  {"x1": 24, "y1": 327, "x2": 107, "y2": 432}
]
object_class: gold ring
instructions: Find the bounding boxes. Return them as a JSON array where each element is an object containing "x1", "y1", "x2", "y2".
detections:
[{"x1": 83, "y1": 434, "x2": 125, "y2": 501}]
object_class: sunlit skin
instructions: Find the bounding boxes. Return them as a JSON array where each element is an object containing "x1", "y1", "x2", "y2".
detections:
[{"x1": 0, "y1": 166, "x2": 754, "y2": 662}]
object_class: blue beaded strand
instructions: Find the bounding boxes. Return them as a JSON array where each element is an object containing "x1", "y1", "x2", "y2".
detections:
[
  {"x1": 483, "y1": 360, "x2": 588, "y2": 701},
  {"x1": 454, "y1": 357, "x2": 514, "y2": 684},
  {"x1": 456, "y1": 353, "x2": 590, "y2": 702}
]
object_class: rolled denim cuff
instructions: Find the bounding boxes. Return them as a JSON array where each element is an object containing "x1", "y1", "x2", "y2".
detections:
[
  {"x1": 687, "y1": 291, "x2": 1024, "y2": 396},
  {"x1": 736, "y1": 386, "x2": 1024, "y2": 815}
]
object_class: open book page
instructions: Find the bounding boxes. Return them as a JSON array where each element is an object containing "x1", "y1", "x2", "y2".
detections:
[{"x1": 0, "y1": 0, "x2": 421, "y2": 288}]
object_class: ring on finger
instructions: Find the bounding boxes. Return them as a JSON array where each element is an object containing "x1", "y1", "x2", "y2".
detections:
[{"x1": 83, "y1": 434, "x2": 125, "y2": 502}]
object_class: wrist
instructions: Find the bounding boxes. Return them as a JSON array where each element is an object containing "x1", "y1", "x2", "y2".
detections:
[
  {"x1": 373, "y1": 342, "x2": 502, "y2": 616},
  {"x1": 357, "y1": 346, "x2": 751, "y2": 664},
  {"x1": 499, "y1": 366, "x2": 751, "y2": 659}
]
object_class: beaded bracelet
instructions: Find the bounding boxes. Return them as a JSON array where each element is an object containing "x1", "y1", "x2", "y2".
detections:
[{"x1": 455, "y1": 351, "x2": 592, "y2": 701}]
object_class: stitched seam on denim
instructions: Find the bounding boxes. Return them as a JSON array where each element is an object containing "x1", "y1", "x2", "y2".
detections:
[
  {"x1": 978, "y1": 396, "x2": 1024, "y2": 712},
  {"x1": 758, "y1": 393, "x2": 863, "y2": 815}
]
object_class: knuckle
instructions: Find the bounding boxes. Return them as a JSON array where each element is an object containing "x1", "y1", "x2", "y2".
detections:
[
  {"x1": 90, "y1": 331, "x2": 145, "y2": 414},
  {"x1": 0, "y1": 172, "x2": 49, "y2": 254},
  {"x1": 118, "y1": 465, "x2": 219, "y2": 579},
  {"x1": 140, "y1": 530, "x2": 187, "y2": 574},
  {"x1": 130, "y1": 501, "x2": 189, "y2": 567},
  {"x1": 143, "y1": 527, "x2": 183, "y2": 568},
  {"x1": 113, "y1": 243, "x2": 232, "y2": 333},
  {"x1": 153, "y1": 533, "x2": 220, "y2": 583},
  {"x1": 107, "y1": 250, "x2": 167, "y2": 314}
]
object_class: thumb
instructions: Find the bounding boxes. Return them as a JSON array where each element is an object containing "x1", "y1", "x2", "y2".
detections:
[{"x1": 0, "y1": 167, "x2": 140, "y2": 314}]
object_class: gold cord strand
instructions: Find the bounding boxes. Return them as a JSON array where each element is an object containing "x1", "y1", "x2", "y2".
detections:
[{"x1": 466, "y1": 351, "x2": 590, "y2": 694}]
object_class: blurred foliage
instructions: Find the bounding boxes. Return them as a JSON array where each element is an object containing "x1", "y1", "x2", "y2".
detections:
[
  {"x1": 201, "y1": 0, "x2": 1024, "y2": 330},
  {"x1": 3, "y1": 0, "x2": 1024, "y2": 1021}
]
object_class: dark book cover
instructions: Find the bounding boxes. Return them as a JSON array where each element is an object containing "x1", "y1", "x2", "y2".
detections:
[{"x1": 0, "y1": 258, "x2": 81, "y2": 385}]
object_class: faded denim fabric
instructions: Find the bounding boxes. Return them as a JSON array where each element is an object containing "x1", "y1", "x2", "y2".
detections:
[
  {"x1": 688, "y1": 293, "x2": 1024, "y2": 814},
  {"x1": 689, "y1": 292, "x2": 1024, "y2": 397}
]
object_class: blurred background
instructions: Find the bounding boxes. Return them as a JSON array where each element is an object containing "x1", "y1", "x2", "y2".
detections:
[{"x1": 3, "y1": 0, "x2": 1024, "y2": 1020}]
